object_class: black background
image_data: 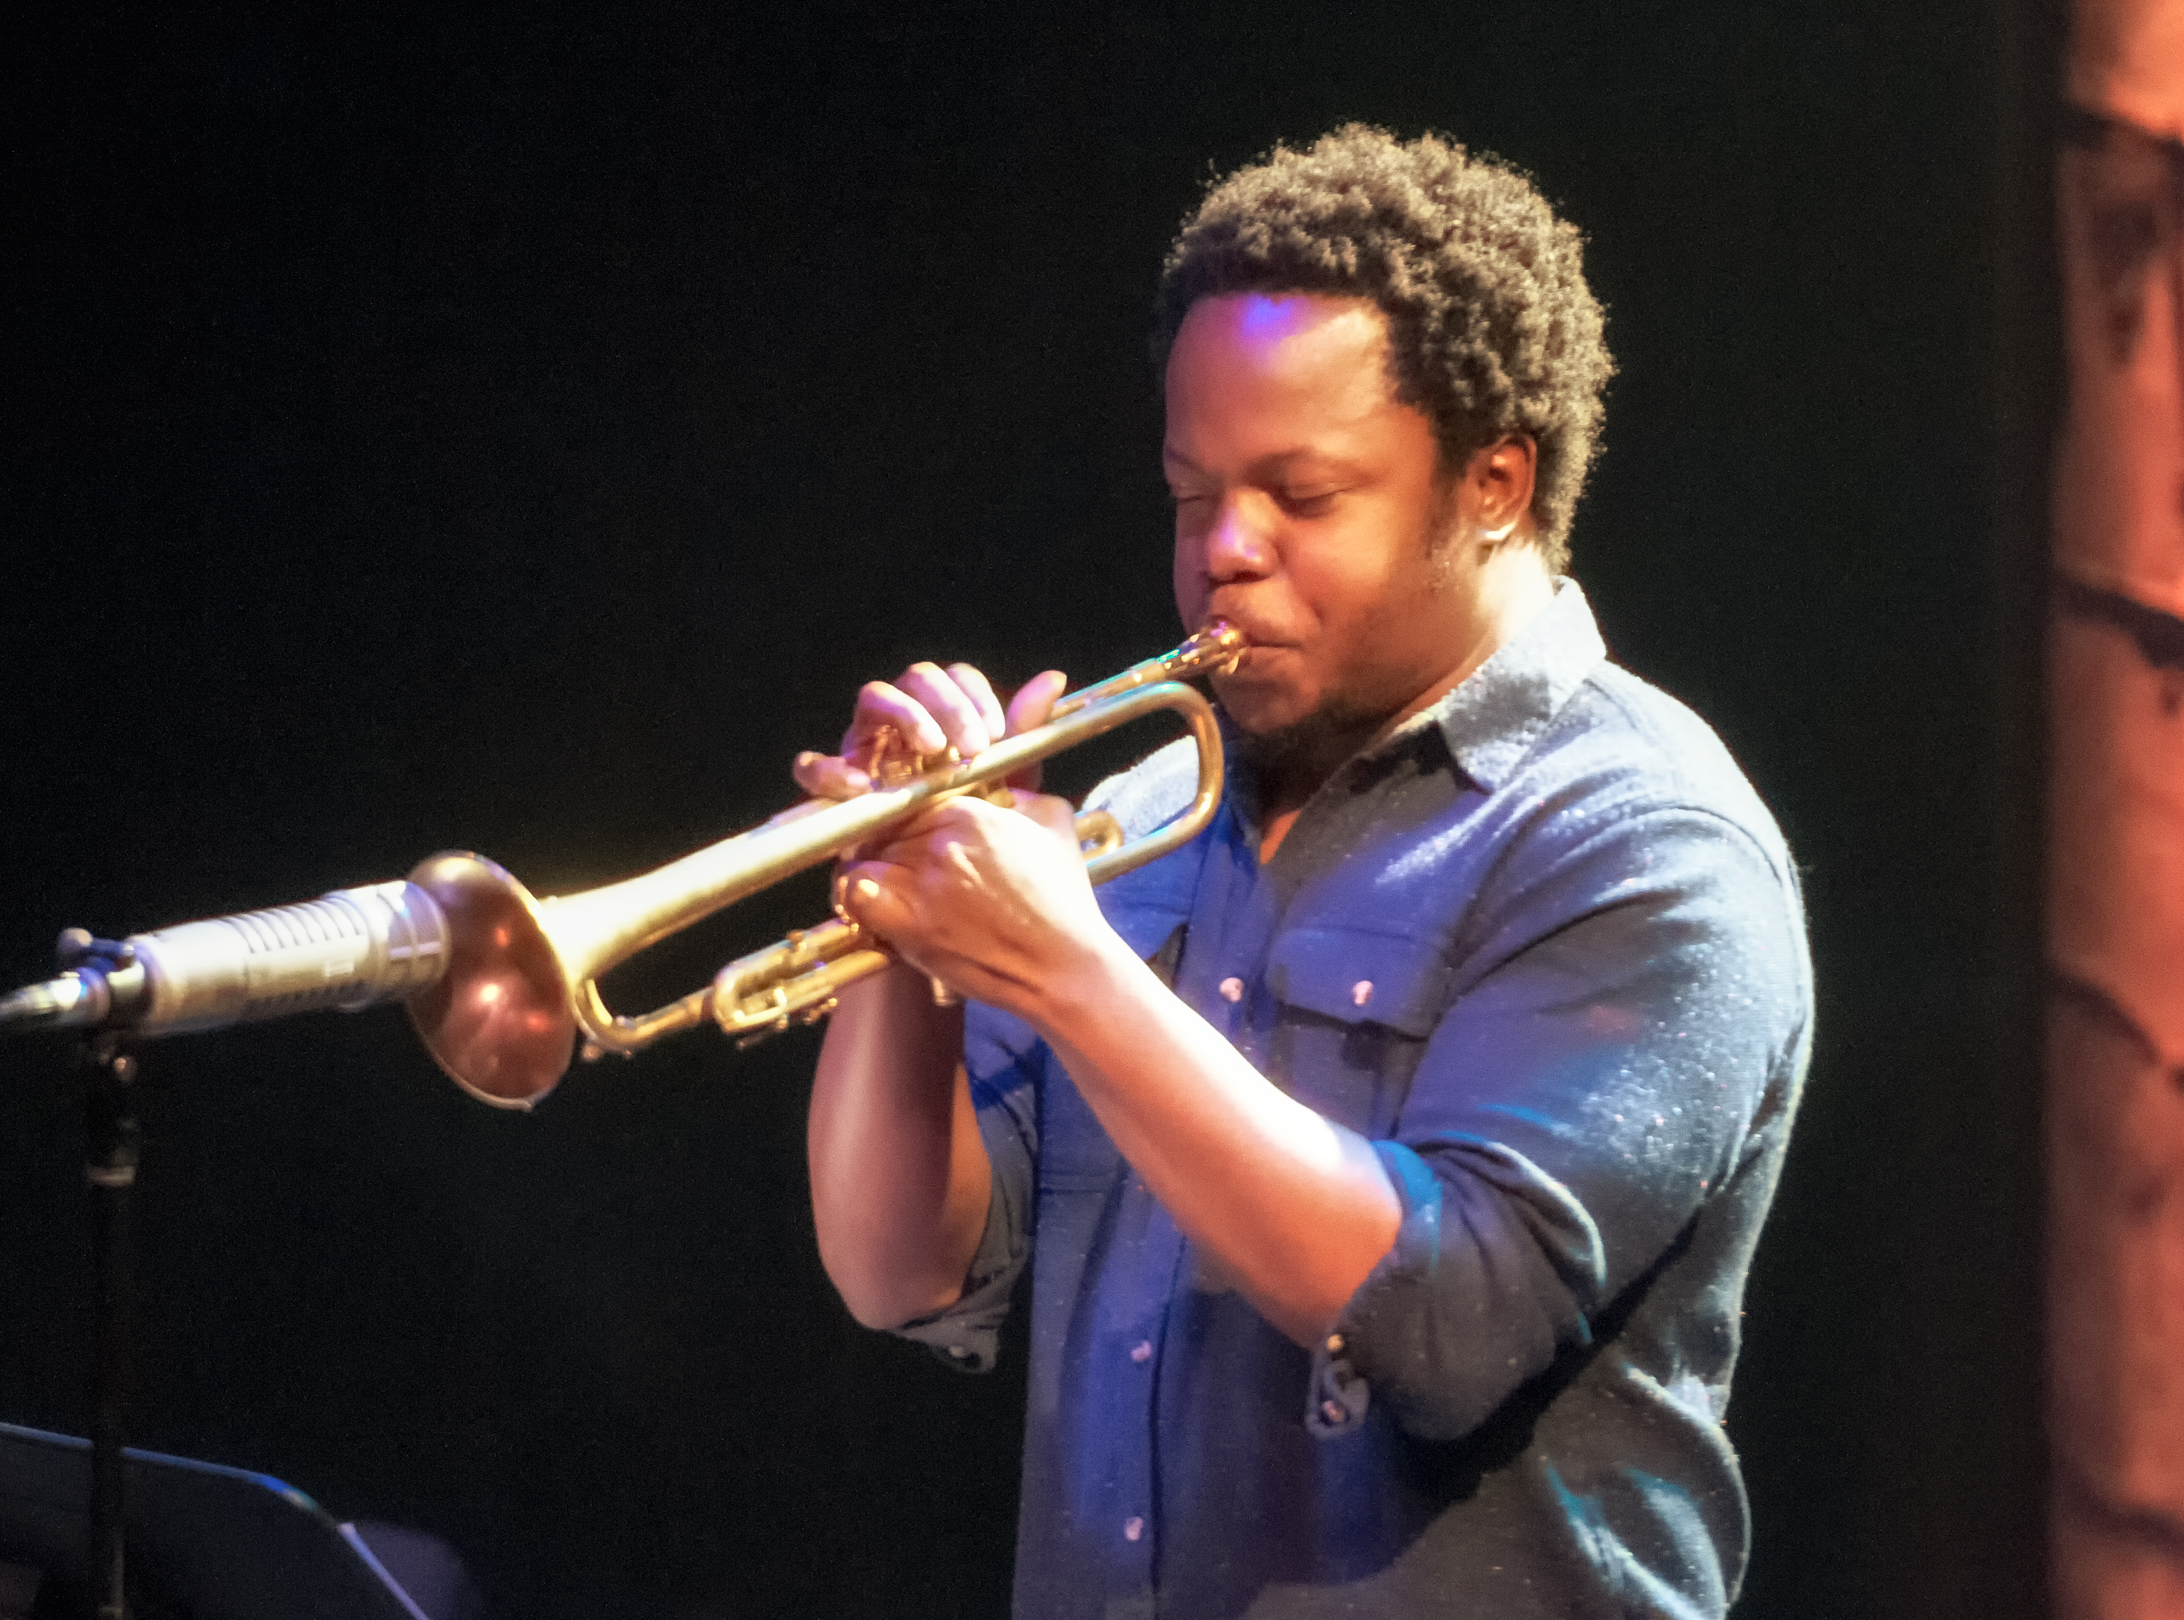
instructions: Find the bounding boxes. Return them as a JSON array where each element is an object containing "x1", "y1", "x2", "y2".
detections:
[{"x1": 1, "y1": 4, "x2": 2051, "y2": 1617}]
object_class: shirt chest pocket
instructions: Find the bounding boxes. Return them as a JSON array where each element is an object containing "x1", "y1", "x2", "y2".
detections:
[
  {"x1": 1261, "y1": 927, "x2": 1451, "y2": 1130},
  {"x1": 1265, "y1": 927, "x2": 1451, "y2": 1036}
]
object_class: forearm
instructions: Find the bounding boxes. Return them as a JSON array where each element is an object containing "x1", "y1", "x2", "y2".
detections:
[
  {"x1": 1030, "y1": 933, "x2": 1402, "y2": 1347},
  {"x1": 807, "y1": 960, "x2": 992, "y2": 1328}
]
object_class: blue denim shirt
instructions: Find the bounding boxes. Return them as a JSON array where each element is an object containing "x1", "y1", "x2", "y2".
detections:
[{"x1": 900, "y1": 582, "x2": 1813, "y2": 1619}]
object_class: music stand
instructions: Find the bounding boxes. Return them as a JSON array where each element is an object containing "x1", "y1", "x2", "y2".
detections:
[{"x1": 0, "y1": 1422, "x2": 433, "y2": 1620}]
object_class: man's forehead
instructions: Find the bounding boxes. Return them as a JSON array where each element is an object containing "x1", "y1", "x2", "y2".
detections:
[
  {"x1": 1192, "y1": 292, "x2": 1385, "y2": 358},
  {"x1": 1167, "y1": 293, "x2": 1402, "y2": 449},
  {"x1": 1235, "y1": 294, "x2": 1326, "y2": 346}
]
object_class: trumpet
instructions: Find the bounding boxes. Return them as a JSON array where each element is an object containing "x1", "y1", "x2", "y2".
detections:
[
  {"x1": 405, "y1": 618, "x2": 1244, "y2": 1106},
  {"x1": 0, "y1": 623, "x2": 1244, "y2": 1109},
  {"x1": 412, "y1": 615, "x2": 1249, "y2": 1109}
]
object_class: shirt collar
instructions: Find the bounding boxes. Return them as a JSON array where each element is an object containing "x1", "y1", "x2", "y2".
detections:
[{"x1": 1377, "y1": 576, "x2": 1608, "y2": 790}]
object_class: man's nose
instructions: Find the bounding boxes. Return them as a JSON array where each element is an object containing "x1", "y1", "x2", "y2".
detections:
[{"x1": 1204, "y1": 494, "x2": 1275, "y2": 581}]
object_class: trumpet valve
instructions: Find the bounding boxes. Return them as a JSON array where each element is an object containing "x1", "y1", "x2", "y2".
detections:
[{"x1": 868, "y1": 729, "x2": 964, "y2": 790}]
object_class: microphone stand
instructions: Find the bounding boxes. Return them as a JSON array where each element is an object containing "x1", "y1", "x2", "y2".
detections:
[
  {"x1": 71, "y1": 937, "x2": 142, "y2": 1620},
  {"x1": 0, "y1": 881, "x2": 475, "y2": 1620}
]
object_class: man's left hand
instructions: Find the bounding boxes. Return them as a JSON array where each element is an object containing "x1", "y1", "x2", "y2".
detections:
[{"x1": 836, "y1": 790, "x2": 1120, "y2": 1020}]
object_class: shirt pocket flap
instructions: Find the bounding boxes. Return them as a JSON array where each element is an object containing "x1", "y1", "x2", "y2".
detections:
[{"x1": 1265, "y1": 927, "x2": 1449, "y2": 1039}]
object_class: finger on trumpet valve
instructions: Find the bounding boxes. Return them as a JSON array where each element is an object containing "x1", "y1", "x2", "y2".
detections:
[
  {"x1": 867, "y1": 725, "x2": 966, "y2": 791},
  {"x1": 863, "y1": 724, "x2": 903, "y2": 788}
]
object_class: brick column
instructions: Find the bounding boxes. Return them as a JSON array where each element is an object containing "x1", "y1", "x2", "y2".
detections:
[{"x1": 2050, "y1": 3, "x2": 2184, "y2": 1614}]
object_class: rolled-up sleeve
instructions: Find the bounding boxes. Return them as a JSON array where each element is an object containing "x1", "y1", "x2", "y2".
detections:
[{"x1": 1322, "y1": 802, "x2": 1810, "y2": 1443}]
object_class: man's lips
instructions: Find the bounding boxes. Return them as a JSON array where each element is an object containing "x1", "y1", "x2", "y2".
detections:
[
  {"x1": 1206, "y1": 612, "x2": 1292, "y2": 660},
  {"x1": 1213, "y1": 642, "x2": 1290, "y2": 681}
]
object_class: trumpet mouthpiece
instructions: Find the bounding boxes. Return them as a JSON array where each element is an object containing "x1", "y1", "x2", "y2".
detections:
[{"x1": 1181, "y1": 619, "x2": 1248, "y2": 678}]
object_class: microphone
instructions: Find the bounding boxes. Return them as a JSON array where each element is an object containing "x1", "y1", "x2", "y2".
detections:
[{"x1": 0, "y1": 881, "x2": 450, "y2": 1038}]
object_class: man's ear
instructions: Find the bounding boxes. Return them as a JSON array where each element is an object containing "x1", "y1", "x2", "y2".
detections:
[{"x1": 1464, "y1": 435, "x2": 1538, "y2": 541}]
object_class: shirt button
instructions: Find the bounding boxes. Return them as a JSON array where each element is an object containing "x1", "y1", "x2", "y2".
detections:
[
  {"x1": 1218, "y1": 977, "x2": 1243, "y2": 1002},
  {"x1": 1351, "y1": 979, "x2": 1374, "y2": 1007},
  {"x1": 1124, "y1": 1516, "x2": 1145, "y2": 1542},
  {"x1": 1130, "y1": 1340, "x2": 1152, "y2": 1363}
]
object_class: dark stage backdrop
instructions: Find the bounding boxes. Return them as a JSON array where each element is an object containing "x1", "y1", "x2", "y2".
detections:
[{"x1": 0, "y1": 5, "x2": 2047, "y2": 1618}]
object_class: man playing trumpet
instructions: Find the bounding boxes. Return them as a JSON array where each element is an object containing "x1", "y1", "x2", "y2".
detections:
[{"x1": 796, "y1": 126, "x2": 1811, "y2": 1619}]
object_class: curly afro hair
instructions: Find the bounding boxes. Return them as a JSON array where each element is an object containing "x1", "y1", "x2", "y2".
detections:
[{"x1": 1153, "y1": 125, "x2": 1613, "y2": 572}]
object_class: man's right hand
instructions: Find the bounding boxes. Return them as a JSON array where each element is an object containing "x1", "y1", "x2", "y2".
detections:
[
  {"x1": 792, "y1": 661, "x2": 1069, "y2": 800},
  {"x1": 801, "y1": 656, "x2": 1067, "y2": 1330}
]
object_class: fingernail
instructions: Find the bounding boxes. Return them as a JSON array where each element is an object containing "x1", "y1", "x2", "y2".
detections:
[
  {"x1": 853, "y1": 877, "x2": 881, "y2": 901},
  {"x1": 795, "y1": 751, "x2": 818, "y2": 768}
]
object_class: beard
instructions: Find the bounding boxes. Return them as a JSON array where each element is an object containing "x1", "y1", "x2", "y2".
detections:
[{"x1": 1230, "y1": 690, "x2": 1395, "y2": 807}]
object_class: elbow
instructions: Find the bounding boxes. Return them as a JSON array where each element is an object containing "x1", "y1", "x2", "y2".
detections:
[
  {"x1": 818, "y1": 1237, "x2": 965, "y2": 1331},
  {"x1": 838, "y1": 1281, "x2": 965, "y2": 1333},
  {"x1": 816, "y1": 1236, "x2": 904, "y2": 1329},
  {"x1": 840, "y1": 1290, "x2": 912, "y2": 1333}
]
